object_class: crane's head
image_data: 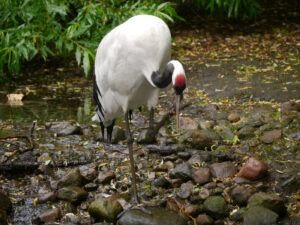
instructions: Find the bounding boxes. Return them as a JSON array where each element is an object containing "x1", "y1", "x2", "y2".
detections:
[{"x1": 170, "y1": 60, "x2": 186, "y2": 132}]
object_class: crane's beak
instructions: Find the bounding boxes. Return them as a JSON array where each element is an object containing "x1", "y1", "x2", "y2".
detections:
[{"x1": 175, "y1": 94, "x2": 181, "y2": 132}]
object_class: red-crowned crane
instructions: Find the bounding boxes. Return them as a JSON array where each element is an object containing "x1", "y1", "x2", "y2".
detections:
[{"x1": 92, "y1": 15, "x2": 186, "y2": 207}]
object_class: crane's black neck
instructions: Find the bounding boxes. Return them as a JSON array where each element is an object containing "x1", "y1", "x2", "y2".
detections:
[{"x1": 151, "y1": 63, "x2": 174, "y2": 88}]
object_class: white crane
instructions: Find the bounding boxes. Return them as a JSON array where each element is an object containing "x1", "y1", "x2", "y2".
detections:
[{"x1": 92, "y1": 15, "x2": 186, "y2": 206}]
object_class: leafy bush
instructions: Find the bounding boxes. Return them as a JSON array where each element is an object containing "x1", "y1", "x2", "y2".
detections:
[{"x1": 0, "y1": 0, "x2": 179, "y2": 77}]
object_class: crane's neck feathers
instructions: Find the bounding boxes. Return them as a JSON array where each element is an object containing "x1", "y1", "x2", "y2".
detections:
[{"x1": 151, "y1": 60, "x2": 186, "y2": 95}]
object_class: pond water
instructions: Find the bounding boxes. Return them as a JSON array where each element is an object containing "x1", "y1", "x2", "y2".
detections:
[{"x1": 0, "y1": 75, "x2": 94, "y2": 126}]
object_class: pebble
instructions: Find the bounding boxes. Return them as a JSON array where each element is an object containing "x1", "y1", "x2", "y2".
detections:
[
  {"x1": 177, "y1": 181, "x2": 194, "y2": 199},
  {"x1": 192, "y1": 167, "x2": 211, "y2": 185},
  {"x1": 237, "y1": 157, "x2": 267, "y2": 181},
  {"x1": 203, "y1": 196, "x2": 229, "y2": 219},
  {"x1": 57, "y1": 186, "x2": 88, "y2": 204},
  {"x1": 196, "y1": 214, "x2": 214, "y2": 225},
  {"x1": 37, "y1": 208, "x2": 61, "y2": 224},
  {"x1": 230, "y1": 185, "x2": 252, "y2": 206},
  {"x1": 151, "y1": 176, "x2": 170, "y2": 188},
  {"x1": 96, "y1": 171, "x2": 115, "y2": 184},
  {"x1": 57, "y1": 168, "x2": 85, "y2": 189},
  {"x1": 209, "y1": 161, "x2": 237, "y2": 178},
  {"x1": 261, "y1": 129, "x2": 282, "y2": 143},
  {"x1": 171, "y1": 162, "x2": 193, "y2": 181}
]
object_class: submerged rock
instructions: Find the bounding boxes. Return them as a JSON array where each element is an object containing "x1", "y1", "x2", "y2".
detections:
[
  {"x1": 203, "y1": 196, "x2": 229, "y2": 219},
  {"x1": 118, "y1": 207, "x2": 187, "y2": 225},
  {"x1": 243, "y1": 206, "x2": 278, "y2": 225},
  {"x1": 88, "y1": 196, "x2": 123, "y2": 223},
  {"x1": 46, "y1": 121, "x2": 83, "y2": 136},
  {"x1": 209, "y1": 161, "x2": 237, "y2": 178}
]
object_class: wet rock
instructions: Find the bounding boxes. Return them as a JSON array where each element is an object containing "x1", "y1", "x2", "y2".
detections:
[
  {"x1": 151, "y1": 176, "x2": 170, "y2": 188},
  {"x1": 57, "y1": 186, "x2": 88, "y2": 204},
  {"x1": 177, "y1": 151, "x2": 191, "y2": 160},
  {"x1": 137, "y1": 128, "x2": 156, "y2": 144},
  {"x1": 204, "y1": 104, "x2": 219, "y2": 112},
  {"x1": 281, "y1": 101, "x2": 300, "y2": 113},
  {"x1": 171, "y1": 162, "x2": 193, "y2": 181},
  {"x1": 96, "y1": 171, "x2": 115, "y2": 184},
  {"x1": 79, "y1": 165, "x2": 98, "y2": 182},
  {"x1": 230, "y1": 185, "x2": 252, "y2": 206},
  {"x1": 231, "y1": 208, "x2": 246, "y2": 222},
  {"x1": 178, "y1": 130, "x2": 213, "y2": 149},
  {"x1": 57, "y1": 168, "x2": 85, "y2": 189},
  {"x1": 261, "y1": 129, "x2": 282, "y2": 143},
  {"x1": 247, "y1": 192, "x2": 286, "y2": 216},
  {"x1": 237, "y1": 157, "x2": 267, "y2": 181},
  {"x1": 0, "y1": 191, "x2": 12, "y2": 212},
  {"x1": 118, "y1": 207, "x2": 187, "y2": 225},
  {"x1": 203, "y1": 196, "x2": 229, "y2": 219},
  {"x1": 177, "y1": 182, "x2": 194, "y2": 199},
  {"x1": 237, "y1": 125, "x2": 256, "y2": 139},
  {"x1": 199, "y1": 121, "x2": 215, "y2": 130},
  {"x1": 38, "y1": 191, "x2": 56, "y2": 203},
  {"x1": 208, "y1": 111, "x2": 228, "y2": 121},
  {"x1": 209, "y1": 161, "x2": 237, "y2": 178},
  {"x1": 192, "y1": 168, "x2": 211, "y2": 185},
  {"x1": 187, "y1": 154, "x2": 202, "y2": 165},
  {"x1": 111, "y1": 125, "x2": 126, "y2": 143},
  {"x1": 218, "y1": 127, "x2": 235, "y2": 141},
  {"x1": 89, "y1": 196, "x2": 123, "y2": 223},
  {"x1": 198, "y1": 188, "x2": 210, "y2": 200},
  {"x1": 243, "y1": 206, "x2": 278, "y2": 225},
  {"x1": 202, "y1": 129, "x2": 221, "y2": 141},
  {"x1": 84, "y1": 183, "x2": 98, "y2": 192},
  {"x1": 196, "y1": 214, "x2": 214, "y2": 225},
  {"x1": 37, "y1": 208, "x2": 61, "y2": 224},
  {"x1": 0, "y1": 209, "x2": 8, "y2": 225},
  {"x1": 46, "y1": 121, "x2": 83, "y2": 136},
  {"x1": 227, "y1": 113, "x2": 240, "y2": 123},
  {"x1": 179, "y1": 117, "x2": 199, "y2": 130},
  {"x1": 184, "y1": 204, "x2": 203, "y2": 217}
]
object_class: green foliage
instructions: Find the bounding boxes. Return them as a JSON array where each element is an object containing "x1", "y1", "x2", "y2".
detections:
[
  {"x1": 0, "y1": 0, "x2": 180, "y2": 77},
  {"x1": 179, "y1": 0, "x2": 260, "y2": 19}
]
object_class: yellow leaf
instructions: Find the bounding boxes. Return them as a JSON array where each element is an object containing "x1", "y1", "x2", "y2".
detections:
[
  {"x1": 33, "y1": 197, "x2": 39, "y2": 207},
  {"x1": 284, "y1": 66, "x2": 291, "y2": 72}
]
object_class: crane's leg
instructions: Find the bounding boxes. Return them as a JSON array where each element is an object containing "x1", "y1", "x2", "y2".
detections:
[
  {"x1": 100, "y1": 122, "x2": 105, "y2": 141},
  {"x1": 106, "y1": 120, "x2": 115, "y2": 143},
  {"x1": 148, "y1": 107, "x2": 155, "y2": 138},
  {"x1": 125, "y1": 111, "x2": 139, "y2": 203}
]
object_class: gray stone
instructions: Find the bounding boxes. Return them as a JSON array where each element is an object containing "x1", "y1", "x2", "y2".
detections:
[
  {"x1": 118, "y1": 207, "x2": 187, "y2": 225},
  {"x1": 79, "y1": 165, "x2": 98, "y2": 182},
  {"x1": 261, "y1": 129, "x2": 282, "y2": 143},
  {"x1": 179, "y1": 117, "x2": 199, "y2": 130},
  {"x1": 151, "y1": 176, "x2": 170, "y2": 188},
  {"x1": 46, "y1": 121, "x2": 83, "y2": 136},
  {"x1": 57, "y1": 186, "x2": 88, "y2": 204},
  {"x1": 177, "y1": 182, "x2": 194, "y2": 199},
  {"x1": 178, "y1": 130, "x2": 213, "y2": 149},
  {"x1": 96, "y1": 171, "x2": 115, "y2": 184},
  {"x1": 38, "y1": 208, "x2": 61, "y2": 223},
  {"x1": 203, "y1": 196, "x2": 229, "y2": 219},
  {"x1": 237, "y1": 125, "x2": 256, "y2": 139},
  {"x1": 218, "y1": 127, "x2": 235, "y2": 141},
  {"x1": 243, "y1": 206, "x2": 278, "y2": 225},
  {"x1": 192, "y1": 168, "x2": 211, "y2": 185},
  {"x1": 57, "y1": 168, "x2": 85, "y2": 189},
  {"x1": 38, "y1": 192, "x2": 56, "y2": 203},
  {"x1": 89, "y1": 196, "x2": 123, "y2": 223},
  {"x1": 247, "y1": 192, "x2": 286, "y2": 216},
  {"x1": 196, "y1": 214, "x2": 214, "y2": 225},
  {"x1": 230, "y1": 185, "x2": 252, "y2": 206},
  {"x1": 171, "y1": 162, "x2": 193, "y2": 181},
  {"x1": 184, "y1": 204, "x2": 203, "y2": 217},
  {"x1": 210, "y1": 161, "x2": 237, "y2": 178}
]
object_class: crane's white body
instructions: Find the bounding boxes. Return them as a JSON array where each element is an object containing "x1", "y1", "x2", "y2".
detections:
[{"x1": 93, "y1": 15, "x2": 172, "y2": 126}]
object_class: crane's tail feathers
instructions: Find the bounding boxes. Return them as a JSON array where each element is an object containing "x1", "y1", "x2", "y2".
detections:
[{"x1": 92, "y1": 114, "x2": 100, "y2": 122}]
